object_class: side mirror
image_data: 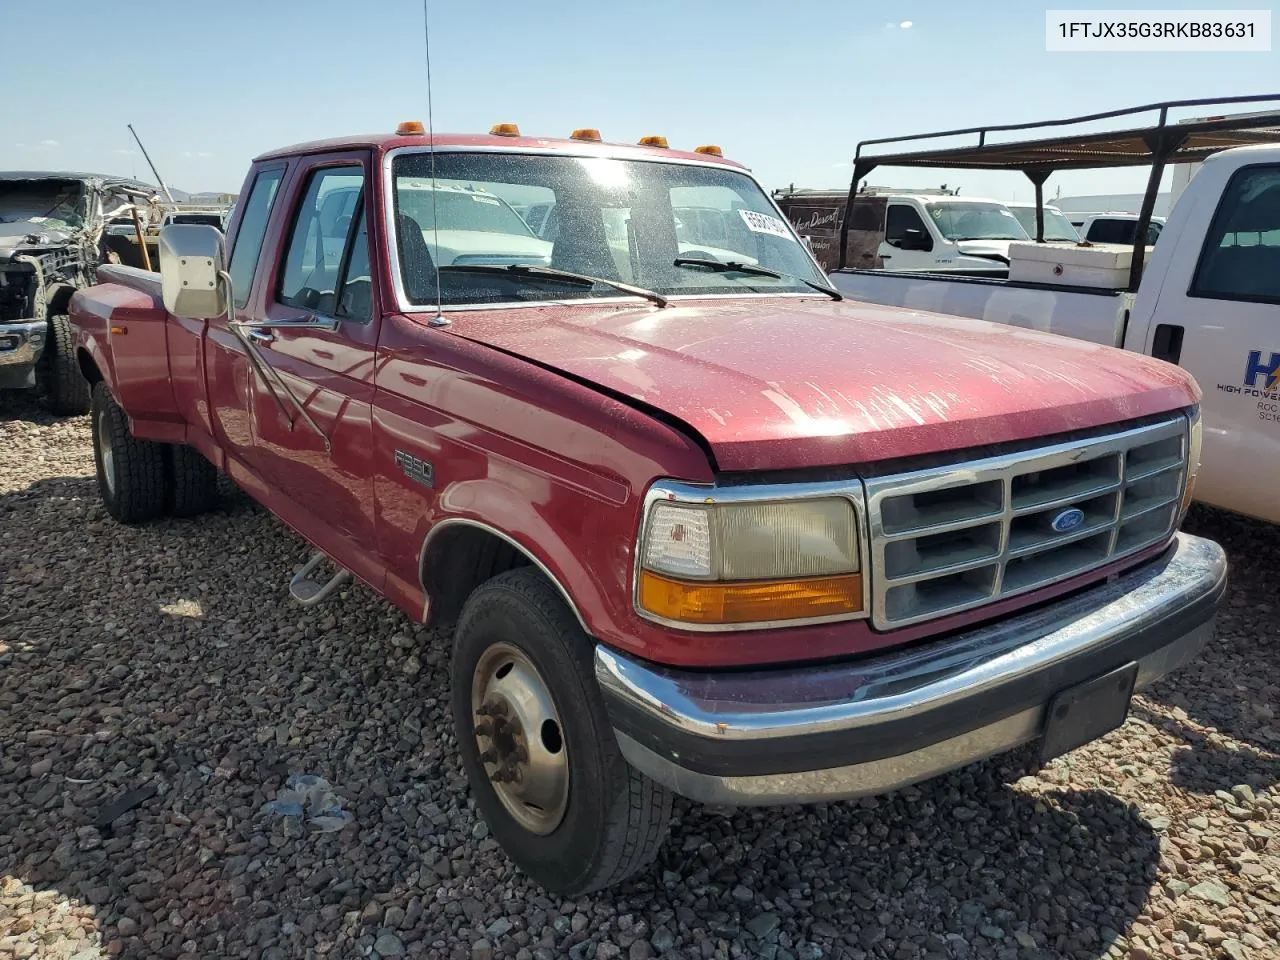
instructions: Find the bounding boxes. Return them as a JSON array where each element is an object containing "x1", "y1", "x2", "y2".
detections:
[
  {"x1": 159, "y1": 224, "x2": 229, "y2": 319},
  {"x1": 897, "y1": 227, "x2": 933, "y2": 252}
]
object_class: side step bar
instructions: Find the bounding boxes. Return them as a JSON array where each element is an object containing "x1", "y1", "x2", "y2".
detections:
[{"x1": 289, "y1": 552, "x2": 352, "y2": 607}]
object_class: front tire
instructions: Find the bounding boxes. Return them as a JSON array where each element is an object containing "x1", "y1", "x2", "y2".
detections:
[
  {"x1": 451, "y1": 567, "x2": 673, "y2": 895},
  {"x1": 91, "y1": 381, "x2": 169, "y2": 524},
  {"x1": 42, "y1": 315, "x2": 91, "y2": 416}
]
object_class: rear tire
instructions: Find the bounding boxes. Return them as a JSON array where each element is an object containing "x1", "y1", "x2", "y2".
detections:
[
  {"x1": 42, "y1": 315, "x2": 91, "y2": 416},
  {"x1": 168, "y1": 446, "x2": 219, "y2": 517},
  {"x1": 451, "y1": 567, "x2": 673, "y2": 895},
  {"x1": 91, "y1": 381, "x2": 168, "y2": 524}
]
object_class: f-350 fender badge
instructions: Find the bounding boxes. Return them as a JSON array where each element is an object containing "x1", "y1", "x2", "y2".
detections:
[{"x1": 394, "y1": 450, "x2": 434, "y2": 488}]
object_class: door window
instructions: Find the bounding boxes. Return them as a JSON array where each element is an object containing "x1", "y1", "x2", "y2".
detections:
[
  {"x1": 278, "y1": 166, "x2": 371, "y2": 318},
  {"x1": 227, "y1": 167, "x2": 284, "y2": 309},
  {"x1": 885, "y1": 204, "x2": 931, "y2": 249},
  {"x1": 1190, "y1": 164, "x2": 1280, "y2": 305}
]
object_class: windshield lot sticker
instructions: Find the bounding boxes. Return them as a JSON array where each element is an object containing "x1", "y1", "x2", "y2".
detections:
[
  {"x1": 739, "y1": 210, "x2": 796, "y2": 241},
  {"x1": 1216, "y1": 350, "x2": 1280, "y2": 423}
]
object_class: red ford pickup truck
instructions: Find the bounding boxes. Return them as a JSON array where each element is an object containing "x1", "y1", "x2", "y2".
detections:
[{"x1": 69, "y1": 123, "x2": 1227, "y2": 895}]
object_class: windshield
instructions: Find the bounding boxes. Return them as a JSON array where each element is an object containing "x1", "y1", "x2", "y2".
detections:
[
  {"x1": 0, "y1": 180, "x2": 86, "y2": 232},
  {"x1": 391, "y1": 152, "x2": 826, "y2": 306},
  {"x1": 925, "y1": 201, "x2": 1029, "y2": 241},
  {"x1": 1008, "y1": 206, "x2": 1080, "y2": 242}
]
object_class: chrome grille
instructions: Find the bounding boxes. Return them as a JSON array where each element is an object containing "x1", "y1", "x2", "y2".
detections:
[{"x1": 866, "y1": 417, "x2": 1188, "y2": 629}]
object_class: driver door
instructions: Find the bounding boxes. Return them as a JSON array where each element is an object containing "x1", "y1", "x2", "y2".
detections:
[{"x1": 242, "y1": 156, "x2": 382, "y2": 579}]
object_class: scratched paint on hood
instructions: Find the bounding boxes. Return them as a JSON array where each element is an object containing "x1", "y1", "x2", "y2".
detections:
[{"x1": 441, "y1": 297, "x2": 1200, "y2": 472}]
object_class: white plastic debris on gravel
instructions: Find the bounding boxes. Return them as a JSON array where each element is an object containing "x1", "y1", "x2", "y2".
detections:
[{"x1": 1, "y1": 397, "x2": 1277, "y2": 960}]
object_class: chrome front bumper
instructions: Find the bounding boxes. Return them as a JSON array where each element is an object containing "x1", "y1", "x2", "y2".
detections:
[
  {"x1": 596, "y1": 532, "x2": 1227, "y2": 806},
  {"x1": 0, "y1": 319, "x2": 47, "y2": 388}
]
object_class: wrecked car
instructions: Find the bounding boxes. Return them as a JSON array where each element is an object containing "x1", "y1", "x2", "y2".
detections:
[{"x1": 0, "y1": 171, "x2": 158, "y2": 414}]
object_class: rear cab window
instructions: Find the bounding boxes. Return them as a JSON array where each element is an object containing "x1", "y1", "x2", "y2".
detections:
[{"x1": 1190, "y1": 164, "x2": 1280, "y2": 304}]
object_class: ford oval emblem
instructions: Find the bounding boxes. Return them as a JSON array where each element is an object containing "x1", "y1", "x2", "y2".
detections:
[{"x1": 1050, "y1": 507, "x2": 1086, "y2": 534}]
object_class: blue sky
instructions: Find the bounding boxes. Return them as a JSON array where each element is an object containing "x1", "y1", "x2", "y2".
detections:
[{"x1": 3, "y1": 0, "x2": 1276, "y2": 200}]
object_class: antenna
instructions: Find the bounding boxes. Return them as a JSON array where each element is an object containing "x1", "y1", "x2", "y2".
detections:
[
  {"x1": 422, "y1": 0, "x2": 447, "y2": 327},
  {"x1": 128, "y1": 124, "x2": 175, "y2": 204}
]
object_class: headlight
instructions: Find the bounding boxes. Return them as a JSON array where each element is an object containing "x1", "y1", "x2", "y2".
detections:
[
  {"x1": 636, "y1": 493, "x2": 865, "y2": 627},
  {"x1": 1180, "y1": 406, "x2": 1203, "y2": 520}
]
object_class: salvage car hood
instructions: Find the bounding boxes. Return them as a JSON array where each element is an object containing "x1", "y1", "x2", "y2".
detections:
[{"x1": 445, "y1": 296, "x2": 1199, "y2": 472}]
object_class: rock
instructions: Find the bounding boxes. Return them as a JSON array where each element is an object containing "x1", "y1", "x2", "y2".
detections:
[
  {"x1": 1165, "y1": 879, "x2": 1191, "y2": 898},
  {"x1": 29, "y1": 756, "x2": 53, "y2": 777},
  {"x1": 650, "y1": 927, "x2": 675, "y2": 954},
  {"x1": 1230, "y1": 784, "x2": 1255, "y2": 804},
  {"x1": 628, "y1": 942, "x2": 654, "y2": 960},
  {"x1": 384, "y1": 905, "x2": 405, "y2": 930},
  {"x1": 1188, "y1": 880, "x2": 1233, "y2": 907},
  {"x1": 374, "y1": 932, "x2": 406, "y2": 956},
  {"x1": 746, "y1": 914, "x2": 781, "y2": 939},
  {"x1": 471, "y1": 940, "x2": 493, "y2": 960},
  {"x1": 1221, "y1": 941, "x2": 1248, "y2": 960},
  {"x1": 117, "y1": 918, "x2": 139, "y2": 937},
  {"x1": 731, "y1": 885, "x2": 754, "y2": 904},
  {"x1": 486, "y1": 918, "x2": 513, "y2": 939}
]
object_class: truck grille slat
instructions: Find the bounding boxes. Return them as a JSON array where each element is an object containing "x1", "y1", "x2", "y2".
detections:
[{"x1": 866, "y1": 417, "x2": 1188, "y2": 629}]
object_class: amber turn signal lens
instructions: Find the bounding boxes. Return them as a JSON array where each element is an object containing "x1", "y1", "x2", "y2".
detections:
[
  {"x1": 638, "y1": 570, "x2": 863, "y2": 625},
  {"x1": 694, "y1": 144, "x2": 723, "y2": 157},
  {"x1": 638, "y1": 135, "x2": 669, "y2": 148},
  {"x1": 570, "y1": 128, "x2": 602, "y2": 141},
  {"x1": 490, "y1": 122, "x2": 522, "y2": 137},
  {"x1": 396, "y1": 121, "x2": 426, "y2": 136}
]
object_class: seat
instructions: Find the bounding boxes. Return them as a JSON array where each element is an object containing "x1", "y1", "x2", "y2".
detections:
[{"x1": 397, "y1": 213, "x2": 438, "y2": 304}]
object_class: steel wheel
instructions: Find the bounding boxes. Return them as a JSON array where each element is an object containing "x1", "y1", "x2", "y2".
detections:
[
  {"x1": 470, "y1": 641, "x2": 569, "y2": 835},
  {"x1": 97, "y1": 404, "x2": 116, "y2": 496}
]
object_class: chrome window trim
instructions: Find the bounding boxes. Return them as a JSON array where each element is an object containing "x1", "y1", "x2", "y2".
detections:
[
  {"x1": 633, "y1": 479, "x2": 872, "y2": 632},
  {"x1": 380, "y1": 145, "x2": 829, "y2": 316},
  {"x1": 864, "y1": 414, "x2": 1190, "y2": 630}
]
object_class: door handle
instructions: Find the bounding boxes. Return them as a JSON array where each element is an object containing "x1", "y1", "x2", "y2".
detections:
[
  {"x1": 1151, "y1": 323, "x2": 1184, "y2": 365},
  {"x1": 247, "y1": 328, "x2": 276, "y2": 345}
]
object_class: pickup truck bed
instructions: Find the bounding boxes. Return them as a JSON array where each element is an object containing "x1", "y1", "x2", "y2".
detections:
[{"x1": 832, "y1": 268, "x2": 1134, "y2": 347}]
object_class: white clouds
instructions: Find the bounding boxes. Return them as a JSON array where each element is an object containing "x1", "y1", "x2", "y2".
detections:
[
  {"x1": 113, "y1": 148, "x2": 136, "y2": 155},
  {"x1": 180, "y1": 150, "x2": 216, "y2": 158},
  {"x1": 885, "y1": 20, "x2": 915, "y2": 29},
  {"x1": 38, "y1": 139, "x2": 59, "y2": 147}
]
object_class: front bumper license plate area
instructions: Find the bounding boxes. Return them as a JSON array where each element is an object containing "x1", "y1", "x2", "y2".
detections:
[{"x1": 1039, "y1": 661, "x2": 1139, "y2": 763}]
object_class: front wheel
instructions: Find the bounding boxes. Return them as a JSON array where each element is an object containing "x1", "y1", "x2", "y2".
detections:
[
  {"x1": 42, "y1": 315, "x2": 91, "y2": 416},
  {"x1": 91, "y1": 381, "x2": 169, "y2": 524},
  {"x1": 451, "y1": 567, "x2": 673, "y2": 895}
]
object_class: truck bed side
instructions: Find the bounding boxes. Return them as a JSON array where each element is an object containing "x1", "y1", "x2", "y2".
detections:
[
  {"x1": 69, "y1": 264, "x2": 183, "y2": 439},
  {"x1": 830, "y1": 269, "x2": 1133, "y2": 347}
]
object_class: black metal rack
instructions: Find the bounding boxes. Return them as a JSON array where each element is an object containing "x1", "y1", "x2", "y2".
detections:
[{"x1": 838, "y1": 94, "x2": 1280, "y2": 290}]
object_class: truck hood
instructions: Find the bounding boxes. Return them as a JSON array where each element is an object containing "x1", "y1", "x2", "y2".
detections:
[{"x1": 444, "y1": 297, "x2": 1198, "y2": 472}]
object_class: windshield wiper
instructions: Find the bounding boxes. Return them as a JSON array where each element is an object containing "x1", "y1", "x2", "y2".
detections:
[
  {"x1": 438, "y1": 263, "x2": 668, "y2": 307},
  {"x1": 673, "y1": 257, "x2": 842, "y2": 301}
]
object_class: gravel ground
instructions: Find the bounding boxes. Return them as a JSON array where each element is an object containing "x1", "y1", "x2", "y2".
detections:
[{"x1": 1, "y1": 396, "x2": 1277, "y2": 960}]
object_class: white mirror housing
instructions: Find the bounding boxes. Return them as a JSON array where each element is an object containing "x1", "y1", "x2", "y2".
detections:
[{"x1": 159, "y1": 224, "x2": 228, "y2": 318}]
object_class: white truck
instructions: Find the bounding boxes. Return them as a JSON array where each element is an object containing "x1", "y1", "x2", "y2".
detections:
[{"x1": 822, "y1": 96, "x2": 1280, "y2": 524}]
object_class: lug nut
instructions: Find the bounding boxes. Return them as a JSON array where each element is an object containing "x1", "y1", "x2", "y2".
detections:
[
  {"x1": 474, "y1": 721, "x2": 493, "y2": 737},
  {"x1": 479, "y1": 748, "x2": 497, "y2": 764}
]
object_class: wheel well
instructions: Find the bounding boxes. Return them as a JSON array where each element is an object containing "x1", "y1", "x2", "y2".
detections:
[
  {"x1": 77, "y1": 349, "x2": 103, "y2": 385},
  {"x1": 422, "y1": 524, "x2": 533, "y2": 627}
]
